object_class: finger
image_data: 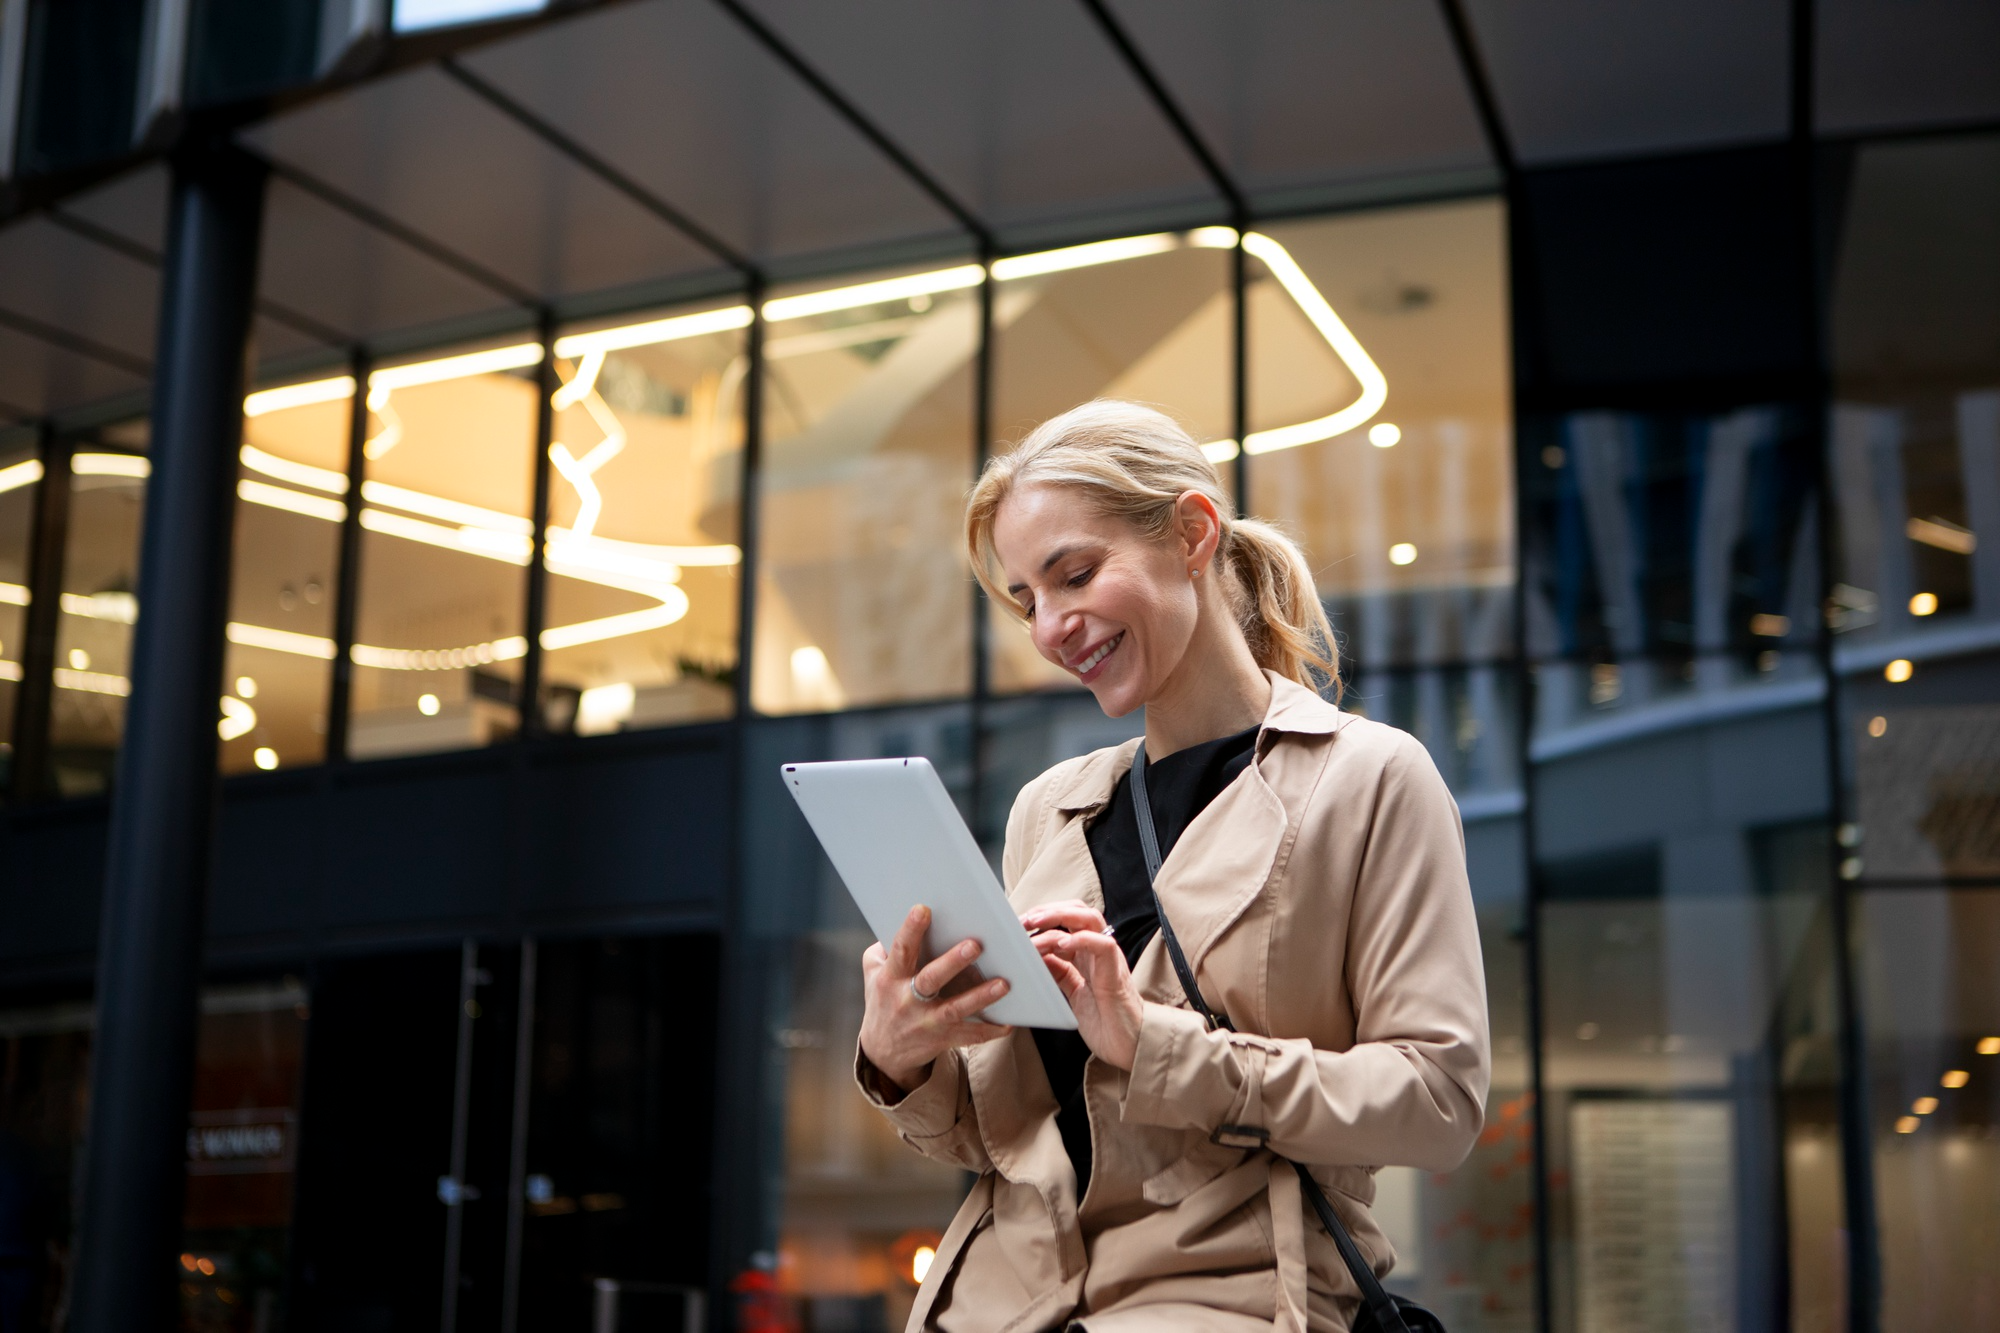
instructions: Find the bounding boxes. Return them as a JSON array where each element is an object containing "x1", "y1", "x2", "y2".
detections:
[
  {"x1": 1040, "y1": 953, "x2": 1086, "y2": 1000},
  {"x1": 1049, "y1": 931, "x2": 1124, "y2": 968},
  {"x1": 942, "y1": 977, "x2": 1010, "y2": 1023},
  {"x1": 912, "y1": 938, "x2": 983, "y2": 998},
  {"x1": 1019, "y1": 901, "x2": 1110, "y2": 934},
  {"x1": 1033, "y1": 931, "x2": 1074, "y2": 956},
  {"x1": 862, "y1": 942, "x2": 887, "y2": 973},
  {"x1": 888, "y1": 904, "x2": 930, "y2": 977}
]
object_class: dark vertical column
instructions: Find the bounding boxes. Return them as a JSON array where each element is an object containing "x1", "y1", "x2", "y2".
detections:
[
  {"x1": 10, "y1": 424, "x2": 70, "y2": 800},
  {"x1": 324, "y1": 350, "x2": 370, "y2": 763},
  {"x1": 519, "y1": 313, "x2": 556, "y2": 735},
  {"x1": 969, "y1": 266, "x2": 994, "y2": 836},
  {"x1": 732, "y1": 287, "x2": 766, "y2": 720},
  {"x1": 69, "y1": 137, "x2": 266, "y2": 1333}
]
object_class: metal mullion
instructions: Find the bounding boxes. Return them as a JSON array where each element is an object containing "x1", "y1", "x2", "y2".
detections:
[
  {"x1": 518, "y1": 312, "x2": 557, "y2": 737},
  {"x1": 10, "y1": 423, "x2": 69, "y2": 801},
  {"x1": 499, "y1": 936, "x2": 538, "y2": 1333},
  {"x1": 1436, "y1": 0, "x2": 1519, "y2": 176},
  {"x1": 732, "y1": 284, "x2": 767, "y2": 720},
  {"x1": 325, "y1": 350, "x2": 370, "y2": 763},
  {"x1": 1232, "y1": 236, "x2": 1248, "y2": 507},
  {"x1": 440, "y1": 939, "x2": 480, "y2": 1333},
  {"x1": 969, "y1": 265, "x2": 995, "y2": 835}
]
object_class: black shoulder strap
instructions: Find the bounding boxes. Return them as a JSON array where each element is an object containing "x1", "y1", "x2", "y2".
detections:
[{"x1": 1127, "y1": 742, "x2": 1414, "y2": 1333}]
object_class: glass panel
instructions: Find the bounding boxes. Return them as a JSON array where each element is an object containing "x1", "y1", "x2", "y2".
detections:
[
  {"x1": 988, "y1": 233, "x2": 1233, "y2": 694},
  {"x1": 0, "y1": 430, "x2": 39, "y2": 782},
  {"x1": 543, "y1": 306, "x2": 746, "y2": 735},
  {"x1": 50, "y1": 420, "x2": 148, "y2": 798},
  {"x1": 742, "y1": 705, "x2": 975, "y2": 1328},
  {"x1": 0, "y1": 979, "x2": 308, "y2": 1332},
  {"x1": 349, "y1": 341, "x2": 539, "y2": 759},
  {"x1": 754, "y1": 266, "x2": 977, "y2": 714},
  {"x1": 1828, "y1": 132, "x2": 2000, "y2": 655},
  {"x1": 225, "y1": 378, "x2": 350, "y2": 774},
  {"x1": 1247, "y1": 201, "x2": 1514, "y2": 673},
  {"x1": 1531, "y1": 690, "x2": 1842, "y2": 1332}
]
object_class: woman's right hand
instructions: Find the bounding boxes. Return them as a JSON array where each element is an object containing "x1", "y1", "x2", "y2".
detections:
[{"x1": 861, "y1": 904, "x2": 1013, "y2": 1095}]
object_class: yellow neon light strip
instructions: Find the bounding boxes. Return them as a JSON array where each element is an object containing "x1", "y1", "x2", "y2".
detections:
[
  {"x1": 763, "y1": 265, "x2": 985, "y2": 322},
  {"x1": 73, "y1": 452, "x2": 150, "y2": 478},
  {"x1": 245, "y1": 376, "x2": 355, "y2": 417},
  {"x1": 369, "y1": 343, "x2": 543, "y2": 391},
  {"x1": 554, "y1": 305, "x2": 752, "y2": 358},
  {"x1": 0, "y1": 458, "x2": 44, "y2": 493}
]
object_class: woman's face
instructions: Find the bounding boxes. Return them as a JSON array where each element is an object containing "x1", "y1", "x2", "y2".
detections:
[{"x1": 990, "y1": 483, "x2": 1202, "y2": 718}]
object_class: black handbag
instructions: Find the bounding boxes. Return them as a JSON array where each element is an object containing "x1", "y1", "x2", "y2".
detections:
[{"x1": 1127, "y1": 745, "x2": 1446, "y2": 1333}]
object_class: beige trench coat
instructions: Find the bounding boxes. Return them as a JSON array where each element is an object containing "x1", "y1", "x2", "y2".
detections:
[{"x1": 857, "y1": 672, "x2": 1490, "y2": 1332}]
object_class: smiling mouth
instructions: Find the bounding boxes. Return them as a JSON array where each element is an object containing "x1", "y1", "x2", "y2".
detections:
[{"x1": 1073, "y1": 633, "x2": 1123, "y2": 678}]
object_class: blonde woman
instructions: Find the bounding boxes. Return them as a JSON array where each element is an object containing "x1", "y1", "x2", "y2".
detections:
[{"x1": 856, "y1": 400, "x2": 1489, "y2": 1331}]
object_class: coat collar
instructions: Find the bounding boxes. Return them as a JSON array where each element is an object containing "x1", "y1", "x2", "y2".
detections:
[{"x1": 1047, "y1": 671, "x2": 1345, "y2": 812}]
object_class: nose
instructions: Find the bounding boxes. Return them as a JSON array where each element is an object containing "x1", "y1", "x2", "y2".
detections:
[{"x1": 1034, "y1": 603, "x2": 1080, "y2": 662}]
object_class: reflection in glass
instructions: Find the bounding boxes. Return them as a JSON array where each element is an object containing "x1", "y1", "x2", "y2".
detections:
[
  {"x1": 348, "y1": 344, "x2": 539, "y2": 759},
  {"x1": 759, "y1": 706, "x2": 975, "y2": 1329},
  {"x1": 1532, "y1": 702, "x2": 1842, "y2": 1332},
  {"x1": 0, "y1": 981, "x2": 308, "y2": 1330},
  {"x1": 1249, "y1": 202, "x2": 1514, "y2": 673},
  {"x1": 225, "y1": 386, "x2": 349, "y2": 773},
  {"x1": 988, "y1": 233, "x2": 1232, "y2": 693},
  {"x1": 754, "y1": 267, "x2": 977, "y2": 714},
  {"x1": 0, "y1": 433, "x2": 38, "y2": 782},
  {"x1": 50, "y1": 422, "x2": 149, "y2": 797},
  {"x1": 544, "y1": 308, "x2": 745, "y2": 734},
  {"x1": 1522, "y1": 404, "x2": 1822, "y2": 749},
  {"x1": 1827, "y1": 131, "x2": 2000, "y2": 661}
]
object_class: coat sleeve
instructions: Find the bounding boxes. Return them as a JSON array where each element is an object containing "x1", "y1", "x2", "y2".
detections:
[
  {"x1": 852, "y1": 764, "x2": 1062, "y2": 1171},
  {"x1": 1118, "y1": 732, "x2": 1490, "y2": 1172}
]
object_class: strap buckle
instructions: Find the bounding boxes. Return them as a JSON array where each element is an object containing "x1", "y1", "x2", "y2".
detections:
[{"x1": 1209, "y1": 1123, "x2": 1269, "y2": 1151}]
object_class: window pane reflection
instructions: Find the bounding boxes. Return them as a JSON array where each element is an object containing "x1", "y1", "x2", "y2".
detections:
[
  {"x1": 0, "y1": 431, "x2": 38, "y2": 780},
  {"x1": 1248, "y1": 202, "x2": 1514, "y2": 672},
  {"x1": 225, "y1": 387, "x2": 348, "y2": 773},
  {"x1": 349, "y1": 345, "x2": 538, "y2": 759},
  {"x1": 1531, "y1": 701, "x2": 1842, "y2": 1332},
  {"x1": 754, "y1": 269, "x2": 976, "y2": 714},
  {"x1": 545, "y1": 309, "x2": 744, "y2": 734},
  {"x1": 988, "y1": 237, "x2": 1231, "y2": 694},
  {"x1": 51, "y1": 420, "x2": 148, "y2": 797}
]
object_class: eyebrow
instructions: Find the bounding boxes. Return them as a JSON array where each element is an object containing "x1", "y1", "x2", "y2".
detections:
[{"x1": 1006, "y1": 545, "x2": 1083, "y2": 596}]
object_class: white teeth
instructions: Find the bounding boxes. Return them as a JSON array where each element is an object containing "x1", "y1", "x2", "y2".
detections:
[{"x1": 1077, "y1": 634, "x2": 1122, "y2": 674}]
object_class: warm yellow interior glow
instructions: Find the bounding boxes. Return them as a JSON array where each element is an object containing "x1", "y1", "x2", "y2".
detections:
[
  {"x1": 1980, "y1": 1037, "x2": 2000, "y2": 1056},
  {"x1": 1909, "y1": 591, "x2": 1938, "y2": 616},
  {"x1": 72, "y1": 452, "x2": 150, "y2": 478},
  {"x1": 1894, "y1": 1115, "x2": 1919, "y2": 1134},
  {"x1": 1912, "y1": 1096, "x2": 1938, "y2": 1115},
  {"x1": 911, "y1": 1246, "x2": 936, "y2": 1283},
  {"x1": 1942, "y1": 1069, "x2": 1969, "y2": 1088},
  {"x1": 0, "y1": 458, "x2": 44, "y2": 493},
  {"x1": 245, "y1": 376, "x2": 355, "y2": 417},
  {"x1": 1885, "y1": 658, "x2": 1913, "y2": 683},
  {"x1": 764, "y1": 266, "x2": 985, "y2": 323}
]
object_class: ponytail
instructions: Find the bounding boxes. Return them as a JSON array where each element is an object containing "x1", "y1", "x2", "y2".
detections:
[{"x1": 966, "y1": 400, "x2": 1340, "y2": 698}]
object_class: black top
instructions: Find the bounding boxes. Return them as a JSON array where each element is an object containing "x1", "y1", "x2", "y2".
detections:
[{"x1": 1030, "y1": 725, "x2": 1260, "y2": 1203}]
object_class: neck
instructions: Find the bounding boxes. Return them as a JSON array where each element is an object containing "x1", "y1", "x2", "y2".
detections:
[{"x1": 1142, "y1": 586, "x2": 1271, "y2": 759}]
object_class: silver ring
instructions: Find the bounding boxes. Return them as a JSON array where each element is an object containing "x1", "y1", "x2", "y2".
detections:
[{"x1": 910, "y1": 978, "x2": 940, "y2": 1003}]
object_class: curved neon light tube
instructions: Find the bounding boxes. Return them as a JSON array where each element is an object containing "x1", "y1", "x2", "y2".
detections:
[{"x1": 1234, "y1": 232, "x2": 1387, "y2": 455}]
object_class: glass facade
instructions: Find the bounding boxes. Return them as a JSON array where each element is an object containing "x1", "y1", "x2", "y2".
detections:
[{"x1": 3, "y1": 121, "x2": 1997, "y2": 1333}]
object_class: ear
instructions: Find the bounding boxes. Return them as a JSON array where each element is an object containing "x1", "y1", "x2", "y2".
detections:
[{"x1": 1174, "y1": 491, "x2": 1225, "y2": 575}]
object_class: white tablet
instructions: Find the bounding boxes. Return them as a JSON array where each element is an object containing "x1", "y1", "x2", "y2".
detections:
[{"x1": 781, "y1": 757, "x2": 1078, "y2": 1030}]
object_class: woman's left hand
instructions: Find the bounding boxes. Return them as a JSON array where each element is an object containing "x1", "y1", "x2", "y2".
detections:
[{"x1": 1021, "y1": 900, "x2": 1144, "y2": 1070}]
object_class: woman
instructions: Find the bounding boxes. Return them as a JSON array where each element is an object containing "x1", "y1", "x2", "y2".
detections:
[{"x1": 856, "y1": 401, "x2": 1489, "y2": 1331}]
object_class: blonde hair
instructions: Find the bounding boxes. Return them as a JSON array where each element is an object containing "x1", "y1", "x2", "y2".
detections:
[{"x1": 966, "y1": 400, "x2": 1339, "y2": 697}]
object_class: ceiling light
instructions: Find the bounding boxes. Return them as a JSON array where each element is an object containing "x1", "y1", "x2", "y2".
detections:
[
  {"x1": 0, "y1": 583, "x2": 28, "y2": 605},
  {"x1": 227, "y1": 622, "x2": 337, "y2": 660},
  {"x1": 1368, "y1": 423, "x2": 1401, "y2": 448},
  {"x1": 1913, "y1": 1096, "x2": 1938, "y2": 1115},
  {"x1": 361, "y1": 480, "x2": 533, "y2": 536},
  {"x1": 0, "y1": 662, "x2": 18, "y2": 682},
  {"x1": 763, "y1": 266, "x2": 984, "y2": 323},
  {"x1": 68, "y1": 648, "x2": 89, "y2": 670},
  {"x1": 1894, "y1": 1115, "x2": 1919, "y2": 1134},
  {"x1": 253, "y1": 747, "x2": 279, "y2": 770},
  {"x1": 554, "y1": 305, "x2": 752, "y2": 359},
  {"x1": 54, "y1": 666, "x2": 127, "y2": 696},
  {"x1": 244, "y1": 376, "x2": 355, "y2": 418},
  {"x1": 241, "y1": 444, "x2": 346, "y2": 494},
  {"x1": 1239, "y1": 232, "x2": 1388, "y2": 455},
  {"x1": 417, "y1": 693, "x2": 441, "y2": 716},
  {"x1": 1186, "y1": 227, "x2": 1240, "y2": 249},
  {"x1": 72, "y1": 452, "x2": 150, "y2": 478},
  {"x1": 1978, "y1": 1037, "x2": 2000, "y2": 1055},
  {"x1": 1885, "y1": 659, "x2": 1913, "y2": 683},
  {"x1": 393, "y1": 0, "x2": 545, "y2": 33},
  {"x1": 1867, "y1": 715, "x2": 1887, "y2": 737},
  {"x1": 990, "y1": 234, "x2": 1180, "y2": 281},
  {"x1": 1201, "y1": 440, "x2": 1240, "y2": 464},
  {"x1": 235, "y1": 676, "x2": 257, "y2": 699},
  {"x1": 1750, "y1": 613, "x2": 1790, "y2": 637},
  {"x1": 240, "y1": 479, "x2": 347, "y2": 524},
  {"x1": 1905, "y1": 516, "x2": 1976, "y2": 555},
  {"x1": 60, "y1": 591, "x2": 137, "y2": 623},
  {"x1": 540, "y1": 589, "x2": 690, "y2": 650},
  {"x1": 1909, "y1": 591, "x2": 1938, "y2": 616},
  {"x1": 1389, "y1": 543, "x2": 1417, "y2": 566},
  {"x1": 0, "y1": 458, "x2": 43, "y2": 493},
  {"x1": 219, "y1": 695, "x2": 256, "y2": 741},
  {"x1": 911, "y1": 1246, "x2": 936, "y2": 1284},
  {"x1": 369, "y1": 343, "x2": 543, "y2": 393},
  {"x1": 1942, "y1": 1070, "x2": 1969, "y2": 1088}
]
